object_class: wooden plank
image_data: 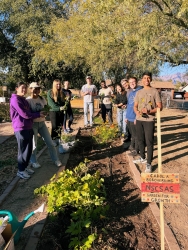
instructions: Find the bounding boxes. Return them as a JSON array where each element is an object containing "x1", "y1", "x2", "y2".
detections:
[{"x1": 70, "y1": 99, "x2": 99, "y2": 109}]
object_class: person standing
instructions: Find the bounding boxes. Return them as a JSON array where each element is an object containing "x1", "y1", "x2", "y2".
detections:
[
  {"x1": 121, "y1": 79, "x2": 131, "y2": 96},
  {"x1": 10, "y1": 82, "x2": 43, "y2": 179},
  {"x1": 81, "y1": 75, "x2": 97, "y2": 127},
  {"x1": 98, "y1": 80, "x2": 113, "y2": 124},
  {"x1": 133, "y1": 72, "x2": 162, "y2": 173},
  {"x1": 62, "y1": 80, "x2": 74, "y2": 133},
  {"x1": 47, "y1": 79, "x2": 65, "y2": 146},
  {"x1": 125, "y1": 77, "x2": 142, "y2": 155},
  {"x1": 114, "y1": 84, "x2": 127, "y2": 135},
  {"x1": 26, "y1": 82, "x2": 62, "y2": 168}
]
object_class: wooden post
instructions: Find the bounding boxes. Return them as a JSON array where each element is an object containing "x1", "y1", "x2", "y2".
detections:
[{"x1": 157, "y1": 108, "x2": 164, "y2": 250}]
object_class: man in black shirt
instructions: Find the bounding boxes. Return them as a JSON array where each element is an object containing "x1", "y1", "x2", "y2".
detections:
[{"x1": 62, "y1": 81, "x2": 74, "y2": 133}]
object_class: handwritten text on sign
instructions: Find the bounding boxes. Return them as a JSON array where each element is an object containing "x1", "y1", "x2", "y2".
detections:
[{"x1": 141, "y1": 173, "x2": 180, "y2": 203}]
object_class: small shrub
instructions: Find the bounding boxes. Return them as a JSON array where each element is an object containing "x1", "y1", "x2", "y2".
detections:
[
  {"x1": 93, "y1": 116, "x2": 103, "y2": 125},
  {"x1": 93, "y1": 123, "x2": 119, "y2": 144},
  {"x1": 61, "y1": 133, "x2": 75, "y2": 143},
  {"x1": 34, "y1": 160, "x2": 108, "y2": 249},
  {"x1": 0, "y1": 103, "x2": 10, "y2": 121}
]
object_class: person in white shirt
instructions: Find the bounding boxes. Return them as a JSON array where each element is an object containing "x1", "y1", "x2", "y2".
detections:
[
  {"x1": 81, "y1": 76, "x2": 97, "y2": 127},
  {"x1": 98, "y1": 80, "x2": 113, "y2": 124},
  {"x1": 26, "y1": 82, "x2": 62, "y2": 168}
]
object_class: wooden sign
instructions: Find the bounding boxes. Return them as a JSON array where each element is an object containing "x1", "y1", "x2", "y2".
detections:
[
  {"x1": 141, "y1": 173, "x2": 180, "y2": 203},
  {"x1": 141, "y1": 173, "x2": 179, "y2": 183},
  {"x1": 2, "y1": 86, "x2": 7, "y2": 91}
]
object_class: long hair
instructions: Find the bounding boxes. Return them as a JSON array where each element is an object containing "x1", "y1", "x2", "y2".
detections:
[
  {"x1": 52, "y1": 79, "x2": 64, "y2": 102},
  {"x1": 15, "y1": 82, "x2": 27, "y2": 93}
]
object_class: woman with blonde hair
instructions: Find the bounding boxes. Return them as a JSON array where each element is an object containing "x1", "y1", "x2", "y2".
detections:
[{"x1": 47, "y1": 79, "x2": 66, "y2": 146}]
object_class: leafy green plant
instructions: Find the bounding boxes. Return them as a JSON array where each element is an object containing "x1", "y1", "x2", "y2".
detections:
[
  {"x1": 93, "y1": 116, "x2": 103, "y2": 125},
  {"x1": 93, "y1": 123, "x2": 119, "y2": 144},
  {"x1": 34, "y1": 160, "x2": 108, "y2": 249},
  {"x1": 72, "y1": 108, "x2": 80, "y2": 114},
  {"x1": 0, "y1": 103, "x2": 10, "y2": 121},
  {"x1": 61, "y1": 133, "x2": 75, "y2": 143}
]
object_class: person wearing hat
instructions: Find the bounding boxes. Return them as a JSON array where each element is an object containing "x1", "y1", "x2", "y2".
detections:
[
  {"x1": 26, "y1": 82, "x2": 62, "y2": 168},
  {"x1": 81, "y1": 75, "x2": 98, "y2": 127}
]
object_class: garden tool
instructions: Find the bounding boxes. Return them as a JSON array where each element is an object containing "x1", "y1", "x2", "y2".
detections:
[{"x1": 0, "y1": 203, "x2": 44, "y2": 244}]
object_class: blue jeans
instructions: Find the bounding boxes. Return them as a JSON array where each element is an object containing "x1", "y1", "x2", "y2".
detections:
[
  {"x1": 30, "y1": 121, "x2": 59, "y2": 164},
  {"x1": 117, "y1": 108, "x2": 127, "y2": 134},
  {"x1": 15, "y1": 129, "x2": 33, "y2": 171},
  {"x1": 84, "y1": 102, "x2": 94, "y2": 125}
]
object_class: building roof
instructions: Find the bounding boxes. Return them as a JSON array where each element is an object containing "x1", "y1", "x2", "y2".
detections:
[{"x1": 139, "y1": 81, "x2": 175, "y2": 89}]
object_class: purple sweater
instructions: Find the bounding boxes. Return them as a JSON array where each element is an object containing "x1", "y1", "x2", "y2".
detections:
[{"x1": 10, "y1": 94, "x2": 40, "y2": 132}]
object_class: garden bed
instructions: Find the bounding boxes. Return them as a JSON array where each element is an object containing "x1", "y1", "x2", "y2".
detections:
[{"x1": 36, "y1": 128, "x2": 167, "y2": 250}]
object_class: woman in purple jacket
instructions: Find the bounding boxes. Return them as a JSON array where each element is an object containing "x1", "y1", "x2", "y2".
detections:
[{"x1": 10, "y1": 82, "x2": 43, "y2": 179}]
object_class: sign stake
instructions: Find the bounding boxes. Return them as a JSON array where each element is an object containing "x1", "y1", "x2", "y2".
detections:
[{"x1": 157, "y1": 108, "x2": 164, "y2": 250}]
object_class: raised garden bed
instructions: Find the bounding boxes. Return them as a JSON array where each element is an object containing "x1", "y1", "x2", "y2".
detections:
[{"x1": 36, "y1": 128, "x2": 167, "y2": 250}]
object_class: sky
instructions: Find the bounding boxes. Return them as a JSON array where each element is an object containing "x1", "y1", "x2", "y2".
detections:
[{"x1": 159, "y1": 63, "x2": 188, "y2": 76}]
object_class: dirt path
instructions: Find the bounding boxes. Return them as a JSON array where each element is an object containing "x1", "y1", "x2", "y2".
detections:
[
  {"x1": 134, "y1": 108, "x2": 188, "y2": 249},
  {"x1": 0, "y1": 108, "x2": 187, "y2": 249}
]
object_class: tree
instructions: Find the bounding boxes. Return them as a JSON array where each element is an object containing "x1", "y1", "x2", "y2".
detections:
[{"x1": 0, "y1": 0, "x2": 71, "y2": 82}]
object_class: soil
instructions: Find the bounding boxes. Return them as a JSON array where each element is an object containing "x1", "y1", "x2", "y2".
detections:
[
  {"x1": 36, "y1": 128, "x2": 165, "y2": 250},
  {"x1": 0, "y1": 108, "x2": 188, "y2": 250}
]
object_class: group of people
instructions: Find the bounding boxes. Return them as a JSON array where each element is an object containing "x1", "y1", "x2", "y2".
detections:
[
  {"x1": 10, "y1": 71, "x2": 162, "y2": 179},
  {"x1": 82, "y1": 72, "x2": 162, "y2": 173},
  {"x1": 10, "y1": 79, "x2": 74, "y2": 179}
]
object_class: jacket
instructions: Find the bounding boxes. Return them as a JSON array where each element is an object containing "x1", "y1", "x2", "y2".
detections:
[
  {"x1": 126, "y1": 86, "x2": 143, "y2": 122},
  {"x1": 10, "y1": 94, "x2": 40, "y2": 132}
]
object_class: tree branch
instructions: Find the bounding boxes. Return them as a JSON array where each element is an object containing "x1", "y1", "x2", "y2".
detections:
[{"x1": 152, "y1": 47, "x2": 188, "y2": 65}]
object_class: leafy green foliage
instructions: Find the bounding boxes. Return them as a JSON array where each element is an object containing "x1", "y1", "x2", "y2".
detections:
[
  {"x1": 34, "y1": 160, "x2": 108, "y2": 249},
  {"x1": 93, "y1": 123, "x2": 119, "y2": 144},
  {"x1": 93, "y1": 116, "x2": 103, "y2": 125},
  {"x1": 60, "y1": 134, "x2": 76, "y2": 143},
  {"x1": 0, "y1": 103, "x2": 10, "y2": 121}
]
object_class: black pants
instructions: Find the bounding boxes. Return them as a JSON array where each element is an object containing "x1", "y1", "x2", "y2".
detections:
[
  {"x1": 136, "y1": 120, "x2": 155, "y2": 164},
  {"x1": 127, "y1": 120, "x2": 139, "y2": 152},
  {"x1": 15, "y1": 129, "x2": 33, "y2": 171},
  {"x1": 63, "y1": 106, "x2": 74, "y2": 129},
  {"x1": 49, "y1": 111, "x2": 64, "y2": 140},
  {"x1": 101, "y1": 104, "x2": 113, "y2": 124}
]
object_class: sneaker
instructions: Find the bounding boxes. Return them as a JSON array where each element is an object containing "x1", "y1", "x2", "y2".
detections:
[
  {"x1": 32, "y1": 162, "x2": 41, "y2": 168},
  {"x1": 145, "y1": 163, "x2": 152, "y2": 173},
  {"x1": 133, "y1": 157, "x2": 147, "y2": 164},
  {"x1": 55, "y1": 160, "x2": 62, "y2": 167},
  {"x1": 17, "y1": 170, "x2": 30, "y2": 179},
  {"x1": 25, "y1": 167, "x2": 35, "y2": 175}
]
